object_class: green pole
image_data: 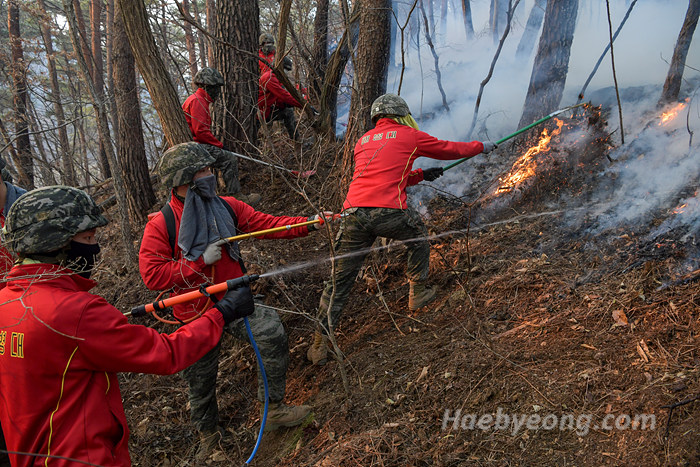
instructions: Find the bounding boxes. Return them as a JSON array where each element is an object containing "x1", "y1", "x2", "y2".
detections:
[{"x1": 442, "y1": 103, "x2": 586, "y2": 172}]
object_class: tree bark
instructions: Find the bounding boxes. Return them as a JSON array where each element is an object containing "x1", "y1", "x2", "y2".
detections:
[
  {"x1": 490, "y1": 0, "x2": 509, "y2": 44},
  {"x1": 37, "y1": 0, "x2": 76, "y2": 186},
  {"x1": 461, "y1": 0, "x2": 474, "y2": 41},
  {"x1": 113, "y1": 0, "x2": 157, "y2": 221},
  {"x1": 64, "y1": 0, "x2": 137, "y2": 263},
  {"x1": 191, "y1": 0, "x2": 207, "y2": 68},
  {"x1": 515, "y1": 0, "x2": 546, "y2": 59},
  {"x1": 342, "y1": 0, "x2": 391, "y2": 184},
  {"x1": 182, "y1": 0, "x2": 199, "y2": 78},
  {"x1": 214, "y1": 0, "x2": 259, "y2": 155},
  {"x1": 206, "y1": 0, "x2": 215, "y2": 66},
  {"x1": 276, "y1": 0, "x2": 292, "y2": 66},
  {"x1": 659, "y1": 0, "x2": 700, "y2": 105},
  {"x1": 91, "y1": 0, "x2": 113, "y2": 179},
  {"x1": 518, "y1": 0, "x2": 578, "y2": 127},
  {"x1": 106, "y1": 0, "x2": 121, "y2": 153},
  {"x1": 311, "y1": 0, "x2": 330, "y2": 101},
  {"x1": 7, "y1": 0, "x2": 34, "y2": 188},
  {"x1": 118, "y1": 0, "x2": 192, "y2": 147}
]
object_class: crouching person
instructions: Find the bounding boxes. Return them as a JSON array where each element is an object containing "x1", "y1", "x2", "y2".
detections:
[{"x1": 0, "y1": 186, "x2": 251, "y2": 467}]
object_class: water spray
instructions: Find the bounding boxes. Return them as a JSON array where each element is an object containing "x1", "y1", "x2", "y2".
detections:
[{"x1": 442, "y1": 103, "x2": 587, "y2": 172}]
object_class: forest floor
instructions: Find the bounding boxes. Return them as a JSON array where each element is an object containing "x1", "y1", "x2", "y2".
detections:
[{"x1": 95, "y1": 116, "x2": 699, "y2": 466}]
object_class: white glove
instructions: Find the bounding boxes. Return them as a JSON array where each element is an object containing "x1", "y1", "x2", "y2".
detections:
[
  {"x1": 482, "y1": 142, "x2": 497, "y2": 154},
  {"x1": 202, "y1": 239, "x2": 226, "y2": 265},
  {"x1": 308, "y1": 211, "x2": 337, "y2": 230}
]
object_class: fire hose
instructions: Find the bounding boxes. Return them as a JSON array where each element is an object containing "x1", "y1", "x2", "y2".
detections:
[
  {"x1": 128, "y1": 275, "x2": 268, "y2": 465},
  {"x1": 442, "y1": 102, "x2": 587, "y2": 172}
]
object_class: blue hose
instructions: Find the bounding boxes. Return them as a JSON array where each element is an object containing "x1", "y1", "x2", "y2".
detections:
[{"x1": 243, "y1": 316, "x2": 268, "y2": 465}]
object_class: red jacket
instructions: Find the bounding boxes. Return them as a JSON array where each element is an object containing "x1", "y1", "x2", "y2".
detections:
[
  {"x1": 182, "y1": 88, "x2": 223, "y2": 148},
  {"x1": 258, "y1": 70, "x2": 301, "y2": 120},
  {"x1": 0, "y1": 263, "x2": 224, "y2": 467},
  {"x1": 139, "y1": 194, "x2": 310, "y2": 321},
  {"x1": 343, "y1": 118, "x2": 484, "y2": 210},
  {"x1": 258, "y1": 50, "x2": 275, "y2": 74}
]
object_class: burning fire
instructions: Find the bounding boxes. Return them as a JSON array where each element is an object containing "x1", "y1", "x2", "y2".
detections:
[
  {"x1": 497, "y1": 119, "x2": 565, "y2": 192},
  {"x1": 673, "y1": 203, "x2": 687, "y2": 215},
  {"x1": 659, "y1": 102, "x2": 686, "y2": 126}
]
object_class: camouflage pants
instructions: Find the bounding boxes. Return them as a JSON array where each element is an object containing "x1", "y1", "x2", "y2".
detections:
[
  {"x1": 267, "y1": 105, "x2": 299, "y2": 141},
  {"x1": 181, "y1": 304, "x2": 288, "y2": 432},
  {"x1": 316, "y1": 207, "x2": 430, "y2": 333},
  {"x1": 203, "y1": 144, "x2": 241, "y2": 196}
]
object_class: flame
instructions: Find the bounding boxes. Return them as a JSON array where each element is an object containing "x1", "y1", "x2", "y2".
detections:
[
  {"x1": 497, "y1": 119, "x2": 565, "y2": 192},
  {"x1": 660, "y1": 102, "x2": 686, "y2": 125},
  {"x1": 673, "y1": 203, "x2": 687, "y2": 215}
]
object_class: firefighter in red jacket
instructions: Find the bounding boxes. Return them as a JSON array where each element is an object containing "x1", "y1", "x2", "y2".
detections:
[
  {"x1": 307, "y1": 93, "x2": 497, "y2": 365},
  {"x1": 258, "y1": 32, "x2": 276, "y2": 74},
  {"x1": 182, "y1": 67, "x2": 260, "y2": 205},
  {"x1": 139, "y1": 142, "x2": 326, "y2": 458},
  {"x1": 258, "y1": 56, "x2": 303, "y2": 141},
  {"x1": 0, "y1": 185, "x2": 254, "y2": 467}
]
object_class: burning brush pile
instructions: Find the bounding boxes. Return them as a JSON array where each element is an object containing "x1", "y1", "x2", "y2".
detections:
[{"x1": 466, "y1": 99, "x2": 699, "y2": 288}]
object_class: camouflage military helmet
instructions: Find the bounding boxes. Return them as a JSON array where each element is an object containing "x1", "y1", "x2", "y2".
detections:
[
  {"x1": 259, "y1": 32, "x2": 275, "y2": 47},
  {"x1": 282, "y1": 56, "x2": 293, "y2": 71},
  {"x1": 158, "y1": 142, "x2": 216, "y2": 188},
  {"x1": 370, "y1": 93, "x2": 411, "y2": 122},
  {"x1": 193, "y1": 67, "x2": 224, "y2": 86},
  {"x1": 4, "y1": 186, "x2": 108, "y2": 255}
]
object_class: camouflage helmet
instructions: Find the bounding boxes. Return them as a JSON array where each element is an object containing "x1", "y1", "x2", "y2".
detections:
[
  {"x1": 282, "y1": 56, "x2": 293, "y2": 71},
  {"x1": 4, "y1": 186, "x2": 108, "y2": 255},
  {"x1": 193, "y1": 67, "x2": 224, "y2": 87},
  {"x1": 158, "y1": 142, "x2": 216, "y2": 188},
  {"x1": 370, "y1": 93, "x2": 411, "y2": 122},
  {"x1": 259, "y1": 32, "x2": 275, "y2": 47}
]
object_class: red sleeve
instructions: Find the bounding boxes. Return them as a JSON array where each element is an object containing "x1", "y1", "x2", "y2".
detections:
[
  {"x1": 184, "y1": 93, "x2": 223, "y2": 148},
  {"x1": 138, "y1": 213, "x2": 210, "y2": 291},
  {"x1": 75, "y1": 295, "x2": 224, "y2": 375},
  {"x1": 413, "y1": 129, "x2": 483, "y2": 161},
  {"x1": 407, "y1": 168, "x2": 424, "y2": 186},
  {"x1": 262, "y1": 74, "x2": 301, "y2": 108},
  {"x1": 224, "y1": 197, "x2": 311, "y2": 239}
]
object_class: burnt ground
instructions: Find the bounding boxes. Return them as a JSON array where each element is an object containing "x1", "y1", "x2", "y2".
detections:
[{"x1": 93, "y1": 114, "x2": 699, "y2": 466}]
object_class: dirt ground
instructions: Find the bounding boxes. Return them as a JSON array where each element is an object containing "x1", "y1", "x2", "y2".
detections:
[{"x1": 94, "y1": 117, "x2": 699, "y2": 466}]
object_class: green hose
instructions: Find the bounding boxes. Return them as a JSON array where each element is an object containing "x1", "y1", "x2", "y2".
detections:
[{"x1": 442, "y1": 103, "x2": 586, "y2": 172}]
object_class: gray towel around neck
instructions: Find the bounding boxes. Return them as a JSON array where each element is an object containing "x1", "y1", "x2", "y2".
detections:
[{"x1": 178, "y1": 191, "x2": 237, "y2": 262}]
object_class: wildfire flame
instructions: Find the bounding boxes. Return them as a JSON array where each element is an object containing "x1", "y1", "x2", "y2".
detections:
[
  {"x1": 497, "y1": 119, "x2": 565, "y2": 192},
  {"x1": 673, "y1": 203, "x2": 687, "y2": 215},
  {"x1": 660, "y1": 102, "x2": 686, "y2": 125}
]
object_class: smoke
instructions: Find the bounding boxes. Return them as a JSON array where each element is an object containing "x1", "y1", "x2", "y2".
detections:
[{"x1": 371, "y1": 0, "x2": 700, "y2": 238}]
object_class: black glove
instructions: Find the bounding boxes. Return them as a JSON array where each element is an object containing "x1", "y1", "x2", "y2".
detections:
[
  {"x1": 423, "y1": 167, "x2": 444, "y2": 182},
  {"x1": 213, "y1": 285, "x2": 255, "y2": 324}
]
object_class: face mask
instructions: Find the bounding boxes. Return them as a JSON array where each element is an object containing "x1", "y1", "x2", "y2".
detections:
[
  {"x1": 65, "y1": 241, "x2": 101, "y2": 279},
  {"x1": 192, "y1": 174, "x2": 217, "y2": 199},
  {"x1": 262, "y1": 44, "x2": 275, "y2": 55},
  {"x1": 205, "y1": 85, "x2": 221, "y2": 101}
]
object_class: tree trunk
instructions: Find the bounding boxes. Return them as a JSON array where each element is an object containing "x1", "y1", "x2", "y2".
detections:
[
  {"x1": 37, "y1": 0, "x2": 76, "y2": 186},
  {"x1": 319, "y1": 5, "x2": 360, "y2": 135},
  {"x1": 27, "y1": 98, "x2": 58, "y2": 185},
  {"x1": 518, "y1": 0, "x2": 578, "y2": 127},
  {"x1": 462, "y1": 0, "x2": 474, "y2": 40},
  {"x1": 342, "y1": 0, "x2": 391, "y2": 184},
  {"x1": 515, "y1": 0, "x2": 546, "y2": 59},
  {"x1": 64, "y1": 0, "x2": 137, "y2": 263},
  {"x1": 206, "y1": 0, "x2": 216, "y2": 66},
  {"x1": 276, "y1": 0, "x2": 292, "y2": 66},
  {"x1": 182, "y1": 0, "x2": 199, "y2": 78},
  {"x1": 659, "y1": 0, "x2": 700, "y2": 105},
  {"x1": 73, "y1": 0, "x2": 94, "y2": 80},
  {"x1": 311, "y1": 0, "x2": 330, "y2": 101},
  {"x1": 490, "y1": 0, "x2": 509, "y2": 44},
  {"x1": 113, "y1": 0, "x2": 157, "y2": 222},
  {"x1": 7, "y1": 0, "x2": 34, "y2": 188},
  {"x1": 106, "y1": 0, "x2": 121, "y2": 153},
  {"x1": 118, "y1": 0, "x2": 192, "y2": 147},
  {"x1": 192, "y1": 0, "x2": 208, "y2": 68},
  {"x1": 214, "y1": 0, "x2": 259, "y2": 155},
  {"x1": 91, "y1": 0, "x2": 113, "y2": 179}
]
